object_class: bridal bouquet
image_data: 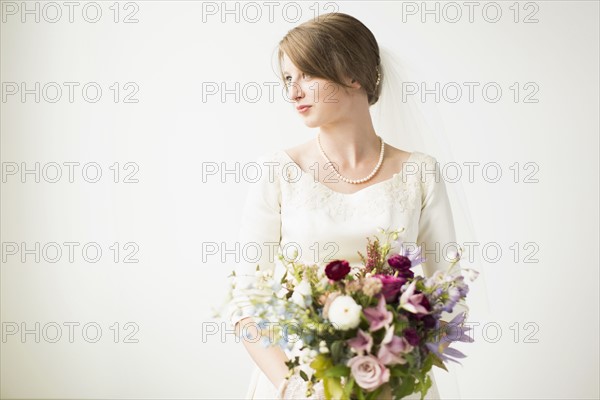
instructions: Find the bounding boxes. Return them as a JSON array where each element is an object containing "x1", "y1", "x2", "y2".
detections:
[{"x1": 229, "y1": 228, "x2": 478, "y2": 400}]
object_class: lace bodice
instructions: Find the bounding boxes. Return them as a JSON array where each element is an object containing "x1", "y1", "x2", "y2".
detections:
[
  {"x1": 229, "y1": 148, "x2": 467, "y2": 326},
  {"x1": 277, "y1": 150, "x2": 422, "y2": 220}
]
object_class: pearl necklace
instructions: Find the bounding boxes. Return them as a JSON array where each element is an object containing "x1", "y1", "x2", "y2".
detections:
[{"x1": 317, "y1": 133, "x2": 385, "y2": 184}]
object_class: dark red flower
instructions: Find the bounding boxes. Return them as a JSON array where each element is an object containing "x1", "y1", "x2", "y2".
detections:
[
  {"x1": 403, "y1": 327, "x2": 420, "y2": 346},
  {"x1": 422, "y1": 315, "x2": 436, "y2": 330},
  {"x1": 419, "y1": 292, "x2": 432, "y2": 311},
  {"x1": 325, "y1": 260, "x2": 351, "y2": 281},
  {"x1": 387, "y1": 254, "x2": 415, "y2": 279},
  {"x1": 373, "y1": 274, "x2": 406, "y2": 303},
  {"x1": 388, "y1": 254, "x2": 411, "y2": 270}
]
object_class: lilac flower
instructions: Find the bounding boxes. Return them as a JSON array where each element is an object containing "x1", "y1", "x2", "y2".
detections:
[
  {"x1": 448, "y1": 287, "x2": 461, "y2": 302},
  {"x1": 464, "y1": 268, "x2": 480, "y2": 282},
  {"x1": 425, "y1": 341, "x2": 467, "y2": 365},
  {"x1": 424, "y1": 270, "x2": 445, "y2": 289},
  {"x1": 440, "y1": 312, "x2": 474, "y2": 344},
  {"x1": 363, "y1": 295, "x2": 393, "y2": 332},
  {"x1": 399, "y1": 281, "x2": 429, "y2": 315},
  {"x1": 377, "y1": 326, "x2": 413, "y2": 365},
  {"x1": 347, "y1": 329, "x2": 373, "y2": 355}
]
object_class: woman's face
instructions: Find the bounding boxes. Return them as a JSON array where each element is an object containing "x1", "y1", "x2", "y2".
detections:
[{"x1": 281, "y1": 53, "x2": 356, "y2": 129}]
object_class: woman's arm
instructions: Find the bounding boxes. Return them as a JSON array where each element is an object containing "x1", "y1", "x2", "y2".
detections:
[
  {"x1": 234, "y1": 316, "x2": 290, "y2": 390},
  {"x1": 228, "y1": 152, "x2": 289, "y2": 392},
  {"x1": 416, "y1": 154, "x2": 469, "y2": 323}
]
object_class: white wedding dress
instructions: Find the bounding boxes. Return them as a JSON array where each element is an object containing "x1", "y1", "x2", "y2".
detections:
[{"x1": 229, "y1": 149, "x2": 468, "y2": 400}]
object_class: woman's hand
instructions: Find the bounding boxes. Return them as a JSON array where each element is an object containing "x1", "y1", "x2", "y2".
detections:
[{"x1": 235, "y1": 317, "x2": 290, "y2": 390}]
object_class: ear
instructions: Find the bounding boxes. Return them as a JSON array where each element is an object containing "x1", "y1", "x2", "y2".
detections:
[
  {"x1": 348, "y1": 78, "x2": 362, "y2": 89},
  {"x1": 343, "y1": 74, "x2": 361, "y2": 89}
]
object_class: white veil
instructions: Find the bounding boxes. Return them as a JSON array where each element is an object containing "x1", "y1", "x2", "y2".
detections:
[
  {"x1": 370, "y1": 45, "x2": 491, "y2": 397},
  {"x1": 371, "y1": 45, "x2": 483, "y2": 265}
]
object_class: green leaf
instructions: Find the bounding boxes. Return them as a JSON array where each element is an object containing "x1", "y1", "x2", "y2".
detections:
[
  {"x1": 422, "y1": 352, "x2": 434, "y2": 372},
  {"x1": 324, "y1": 377, "x2": 344, "y2": 400},
  {"x1": 343, "y1": 376, "x2": 355, "y2": 399},
  {"x1": 299, "y1": 370, "x2": 309, "y2": 381},
  {"x1": 393, "y1": 376, "x2": 416, "y2": 398},
  {"x1": 280, "y1": 269, "x2": 288, "y2": 285},
  {"x1": 331, "y1": 340, "x2": 345, "y2": 362},
  {"x1": 430, "y1": 353, "x2": 448, "y2": 371},
  {"x1": 323, "y1": 365, "x2": 351, "y2": 378},
  {"x1": 284, "y1": 356, "x2": 300, "y2": 370},
  {"x1": 310, "y1": 354, "x2": 333, "y2": 380},
  {"x1": 364, "y1": 385, "x2": 382, "y2": 400},
  {"x1": 390, "y1": 367, "x2": 407, "y2": 377},
  {"x1": 356, "y1": 386, "x2": 365, "y2": 400},
  {"x1": 419, "y1": 375, "x2": 432, "y2": 400}
]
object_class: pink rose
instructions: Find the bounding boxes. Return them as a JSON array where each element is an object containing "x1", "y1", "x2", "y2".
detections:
[{"x1": 346, "y1": 355, "x2": 390, "y2": 392}]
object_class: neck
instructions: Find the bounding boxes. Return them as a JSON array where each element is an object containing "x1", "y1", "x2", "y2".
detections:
[{"x1": 317, "y1": 124, "x2": 381, "y2": 169}]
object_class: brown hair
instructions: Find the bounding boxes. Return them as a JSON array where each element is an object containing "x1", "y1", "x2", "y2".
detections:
[{"x1": 277, "y1": 12, "x2": 382, "y2": 105}]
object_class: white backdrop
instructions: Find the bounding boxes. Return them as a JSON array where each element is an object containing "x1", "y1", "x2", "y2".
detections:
[{"x1": 1, "y1": 1, "x2": 598, "y2": 399}]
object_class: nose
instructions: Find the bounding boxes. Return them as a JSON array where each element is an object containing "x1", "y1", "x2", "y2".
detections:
[{"x1": 287, "y1": 82, "x2": 304, "y2": 102}]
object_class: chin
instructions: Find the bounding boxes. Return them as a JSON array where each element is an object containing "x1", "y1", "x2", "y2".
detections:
[{"x1": 301, "y1": 119, "x2": 321, "y2": 129}]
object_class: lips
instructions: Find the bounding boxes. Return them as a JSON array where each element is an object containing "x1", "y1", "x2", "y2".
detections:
[{"x1": 296, "y1": 105, "x2": 311, "y2": 112}]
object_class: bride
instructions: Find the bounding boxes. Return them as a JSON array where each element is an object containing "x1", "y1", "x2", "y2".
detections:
[{"x1": 229, "y1": 12, "x2": 469, "y2": 400}]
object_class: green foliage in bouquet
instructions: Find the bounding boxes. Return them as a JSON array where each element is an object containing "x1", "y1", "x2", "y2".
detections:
[{"x1": 228, "y1": 227, "x2": 478, "y2": 400}]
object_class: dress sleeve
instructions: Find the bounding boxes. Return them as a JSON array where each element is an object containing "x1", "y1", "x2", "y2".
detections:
[
  {"x1": 228, "y1": 153, "x2": 282, "y2": 327},
  {"x1": 415, "y1": 154, "x2": 469, "y2": 323}
]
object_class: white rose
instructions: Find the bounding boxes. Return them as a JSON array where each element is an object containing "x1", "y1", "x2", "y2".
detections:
[{"x1": 328, "y1": 295, "x2": 362, "y2": 330}]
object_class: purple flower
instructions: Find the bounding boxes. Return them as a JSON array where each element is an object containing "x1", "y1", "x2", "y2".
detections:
[
  {"x1": 377, "y1": 326, "x2": 414, "y2": 365},
  {"x1": 399, "y1": 281, "x2": 429, "y2": 315},
  {"x1": 419, "y1": 292, "x2": 432, "y2": 311},
  {"x1": 387, "y1": 254, "x2": 412, "y2": 271},
  {"x1": 363, "y1": 295, "x2": 393, "y2": 332},
  {"x1": 422, "y1": 315, "x2": 437, "y2": 330},
  {"x1": 373, "y1": 274, "x2": 406, "y2": 303},
  {"x1": 387, "y1": 246, "x2": 425, "y2": 279},
  {"x1": 427, "y1": 314, "x2": 471, "y2": 365},
  {"x1": 441, "y1": 312, "x2": 474, "y2": 344},
  {"x1": 426, "y1": 341, "x2": 467, "y2": 365},
  {"x1": 325, "y1": 260, "x2": 351, "y2": 281},
  {"x1": 347, "y1": 329, "x2": 374, "y2": 355},
  {"x1": 403, "y1": 328, "x2": 420, "y2": 346}
]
